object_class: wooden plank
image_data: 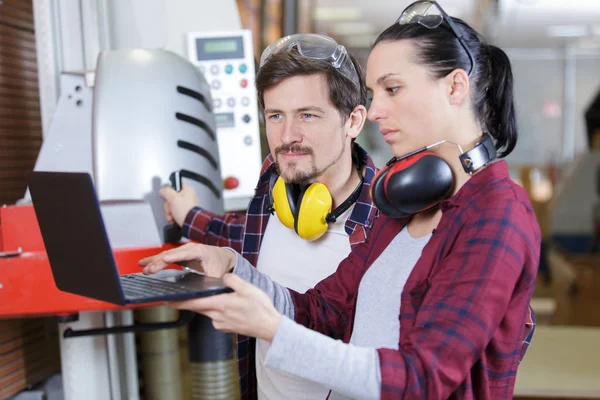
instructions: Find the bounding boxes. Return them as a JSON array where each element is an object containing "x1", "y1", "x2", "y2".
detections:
[
  {"x1": 0, "y1": 65, "x2": 39, "y2": 80},
  {"x1": 0, "y1": 79, "x2": 42, "y2": 92},
  {"x1": 0, "y1": 85, "x2": 39, "y2": 98},
  {"x1": 1, "y1": 0, "x2": 34, "y2": 13},
  {"x1": 0, "y1": 116, "x2": 42, "y2": 128},
  {"x1": 0, "y1": 107, "x2": 41, "y2": 119},
  {"x1": 0, "y1": 55, "x2": 38, "y2": 72},
  {"x1": 0, "y1": 158, "x2": 36, "y2": 169},
  {"x1": 0, "y1": 28, "x2": 37, "y2": 51},
  {"x1": 0, "y1": 107, "x2": 42, "y2": 119},
  {"x1": 0, "y1": 24, "x2": 36, "y2": 42},
  {"x1": 0, "y1": 137, "x2": 42, "y2": 147},
  {"x1": 0, "y1": 7, "x2": 35, "y2": 32},
  {"x1": 0, "y1": 95, "x2": 40, "y2": 109},
  {"x1": 0, "y1": 130, "x2": 43, "y2": 140},
  {"x1": 0, "y1": 44, "x2": 37, "y2": 61}
]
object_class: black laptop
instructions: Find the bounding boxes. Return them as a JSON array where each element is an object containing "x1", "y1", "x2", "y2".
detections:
[{"x1": 26, "y1": 171, "x2": 231, "y2": 306}]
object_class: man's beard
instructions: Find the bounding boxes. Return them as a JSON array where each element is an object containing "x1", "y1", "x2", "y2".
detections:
[{"x1": 274, "y1": 143, "x2": 345, "y2": 186}]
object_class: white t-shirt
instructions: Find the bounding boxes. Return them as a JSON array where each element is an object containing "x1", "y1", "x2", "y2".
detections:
[{"x1": 255, "y1": 206, "x2": 354, "y2": 400}]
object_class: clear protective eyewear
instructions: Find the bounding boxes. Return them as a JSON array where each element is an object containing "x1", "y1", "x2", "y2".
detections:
[
  {"x1": 397, "y1": 1, "x2": 474, "y2": 76},
  {"x1": 259, "y1": 33, "x2": 361, "y2": 87}
]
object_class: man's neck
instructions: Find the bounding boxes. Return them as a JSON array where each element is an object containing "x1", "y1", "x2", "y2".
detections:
[{"x1": 319, "y1": 156, "x2": 362, "y2": 210}]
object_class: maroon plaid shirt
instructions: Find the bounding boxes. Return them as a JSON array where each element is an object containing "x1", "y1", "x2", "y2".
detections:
[
  {"x1": 182, "y1": 144, "x2": 380, "y2": 399},
  {"x1": 290, "y1": 160, "x2": 541, "y2": 399}
]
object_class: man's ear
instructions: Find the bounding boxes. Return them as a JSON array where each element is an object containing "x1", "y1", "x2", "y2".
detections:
[
  {"x1": 446, "y1": 68, "x2": 470, "y2": 107},
  {"x1": 346, "y1": 105, "x2": 367, "y2": 140}
]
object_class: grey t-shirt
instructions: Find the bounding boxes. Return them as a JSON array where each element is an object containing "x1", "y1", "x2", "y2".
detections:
[{"x1": 232, "y1": 227, "x2": 431, "y2": 400}]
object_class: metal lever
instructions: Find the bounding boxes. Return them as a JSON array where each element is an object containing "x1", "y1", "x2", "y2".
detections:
[
  {"x1": 164, "y1": 170, "x2": 183, "y2": 243},
  {"x1": 0, "y1": 247, "x2": 23, "y2": 258},
  {"x1": 62, "y1": 310, "x2": 194, "y2": 338}
]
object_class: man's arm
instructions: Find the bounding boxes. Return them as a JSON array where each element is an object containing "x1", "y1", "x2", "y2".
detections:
[{"x1": 182, "y1": 207, "x2": 246, "y2": 251}]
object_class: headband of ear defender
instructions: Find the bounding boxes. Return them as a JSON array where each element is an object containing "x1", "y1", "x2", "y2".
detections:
[
  {"x1": 371, "y1": 134, "x2": 497, "y2": 219},
  {"x1": 268, "y1": 160, "x2": 364, "y2": 241}
]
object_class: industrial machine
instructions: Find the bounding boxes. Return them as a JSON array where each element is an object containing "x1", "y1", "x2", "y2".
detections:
[{"x1": 0, "y1": 36, "x2": 259, "y2": 398}]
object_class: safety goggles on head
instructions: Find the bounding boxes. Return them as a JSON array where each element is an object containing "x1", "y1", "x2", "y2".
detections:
[
  {"x1": 397, "y1": 0, "x2": 474, "y2": 76},
  {"x1": 259, "y1": 33, "x2": 361, "y2": 87}
]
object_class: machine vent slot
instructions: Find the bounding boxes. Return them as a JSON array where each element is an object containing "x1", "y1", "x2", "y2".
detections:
[
  {"x1": 179, "y1": 169, "x2": 221, "y2": 199},
  {"x1": 175, "y1": 112, "x2": 216, "y2": 141},
  {"x1": 176, "y1": 86, "x2": 211, "y2": 112},
  {"x1": 177, "y1": 140, "x2": 218, "y2": 170}
]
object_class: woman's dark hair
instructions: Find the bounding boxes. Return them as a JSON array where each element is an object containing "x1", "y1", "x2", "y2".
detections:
[
  {"x1": 374, "y1": 18, "x2": 517, "y2": 157},
  {"x1": 255, "y1": 50, "x2": 367, "y2": 125}
]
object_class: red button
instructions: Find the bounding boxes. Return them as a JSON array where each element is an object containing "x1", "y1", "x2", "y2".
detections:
[
  {"x1": 240, "y1": 79, "x2": 248, "y2": 88},
  {"x1": 223, "y1": 176, "x2": 239, "y2": 190}
]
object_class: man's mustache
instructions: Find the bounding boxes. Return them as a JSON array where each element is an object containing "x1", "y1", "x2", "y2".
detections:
[{"x1": 275, "y1": 144, "x2": 313, "y2": 155}]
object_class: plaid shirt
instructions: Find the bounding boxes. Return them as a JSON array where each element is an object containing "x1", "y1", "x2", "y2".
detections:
[
  {"x1": 290, "y1": 160, "x2": 541, "y2": 399},
  {"x1": 182, "y1": 144, "x2": 379, "y2": 400}
]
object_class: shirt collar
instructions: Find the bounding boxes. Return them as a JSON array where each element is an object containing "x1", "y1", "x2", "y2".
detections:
[{"x1": 445, "y1": 160, "x2": 510, "y2": 208}]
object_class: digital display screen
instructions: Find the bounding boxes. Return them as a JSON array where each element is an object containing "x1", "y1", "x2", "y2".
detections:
[
  {"x1": 196, "y1": 36, "x2": 244, "y2": 61},
  {"x1": 204, "y1": 39, "x2": 238, "y2": 54},
  {"x1": 215, "y1": 112, "x2": 235, "y2": 128}
]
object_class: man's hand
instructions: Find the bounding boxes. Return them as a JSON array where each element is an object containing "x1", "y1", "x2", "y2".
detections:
[
  {"x1": 170, "y1": 273, "x2": 282, "y2": 342},
  {"x1": 138, "y1": 243, "x2": 236, "y2": 278},
  {"x1": 161, "y1": 182, "x2": 200, "y2": 227}
]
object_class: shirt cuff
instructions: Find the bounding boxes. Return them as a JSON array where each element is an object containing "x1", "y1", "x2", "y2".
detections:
[{"x1": 181, "y1": 206, "x2": 203, "y2": 238}]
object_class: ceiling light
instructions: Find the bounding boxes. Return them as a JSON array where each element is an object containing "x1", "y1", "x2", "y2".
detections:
[
  {"x1": 313, "y1": 7, "x2": 362, "y2": 21},
  {"x1": 547, "y1": 25, "x2": 589, "y2": 37},
  {"x1": 331, "y1": 22, "x2": 375, "y2": 36}
]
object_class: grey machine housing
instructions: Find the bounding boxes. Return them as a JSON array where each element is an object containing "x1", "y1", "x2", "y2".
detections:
[{"x1": 25, "y1": 48, "x2": 224, "y2": 248}]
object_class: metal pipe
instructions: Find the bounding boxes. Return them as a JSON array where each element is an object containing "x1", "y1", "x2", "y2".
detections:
[{"x1": 188, "y1": 314, "x2": 240, "y2": 400}]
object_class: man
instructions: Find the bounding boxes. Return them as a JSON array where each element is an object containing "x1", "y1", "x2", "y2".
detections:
[{"x1": 156, "y1": 34, "x2": 379, "y2": 400}]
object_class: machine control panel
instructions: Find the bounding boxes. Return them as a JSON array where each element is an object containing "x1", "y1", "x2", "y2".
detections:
[{"x1": 187, "y1": 30, "x2": 262, "y2": 211}]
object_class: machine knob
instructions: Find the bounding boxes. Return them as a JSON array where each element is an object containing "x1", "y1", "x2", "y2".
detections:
[
  {"x1": 223, "y1": 176, "x2": 239, "y2": 190},
  {"x1": 242, "y1": 114, "x2": 251, "y2": 123}
]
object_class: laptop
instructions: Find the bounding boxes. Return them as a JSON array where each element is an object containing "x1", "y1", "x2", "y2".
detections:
[{"x1": 26, "y1": 171, "x2": 232, "y2": 306}]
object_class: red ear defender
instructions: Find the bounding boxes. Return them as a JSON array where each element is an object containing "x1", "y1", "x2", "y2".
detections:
[{"x1": 371, "y1": 151, "x2": 454, "y2": 218}]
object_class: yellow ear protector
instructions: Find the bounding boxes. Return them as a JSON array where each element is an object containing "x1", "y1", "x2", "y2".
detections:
[{"x1": 268, "y1": 163, "x2": 364, "y2": 241}]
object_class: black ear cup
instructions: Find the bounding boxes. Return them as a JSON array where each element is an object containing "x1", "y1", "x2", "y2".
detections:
[
  {"x1": 384, "y1": 154, "x2": 454, "y2": 215},
  {"x1": 371, "y1": 152, "x2": 454, "y2": 218},
  {"x1": 371, "y1": 166, "x2": 411, "y2": 218}
]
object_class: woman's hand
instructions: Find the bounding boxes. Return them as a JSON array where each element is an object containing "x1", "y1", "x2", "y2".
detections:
[
  {"x1": 171, "y1": 273, "x2": 282, "y2": 342},
  {"x1": 138, "y1": 243, "x2": 236, "y2": 278}
]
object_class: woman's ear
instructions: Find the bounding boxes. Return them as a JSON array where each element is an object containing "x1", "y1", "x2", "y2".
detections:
[
  {"x1": 346, "y1": 105, "x2": 367, "y2": 140},
  {"x1": 446, "y1": 68, "x2": 470, "y2": 107}
]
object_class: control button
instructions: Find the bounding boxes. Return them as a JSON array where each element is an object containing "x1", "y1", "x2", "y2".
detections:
[
  {"x1": 213, "y1": 98, "x2": 222, "y2": 108},
  {"x1": 227, "y1": 97, "x2": 236, "y2": 107},
  {"x1": 211, "y1": 80, "x2": 221, "y2": 89},
  {"x1": 241, "y1": 96, "x2": 250, "y2": 106},
  {"x1": 242, "y1": 114, "x2": 251, "y2": 123},
  {"x1": 223, "y1": 176, "x2": 239, "y2": 190},
  {"x1": 210, "y1": 65, "x2": 219, "y2": 75},
  {"x1": 244, "y1": 136, "x2": 253, "y2": 145},
  {"x1": 240, "y1": 79, "x2": 248, "y2": 88},
  {"x1": 239, "y1": 63, "x2": 247, "y2": 73},
  {"x1": 225, "y1": 64, "x2": 233, "y2": 74}
]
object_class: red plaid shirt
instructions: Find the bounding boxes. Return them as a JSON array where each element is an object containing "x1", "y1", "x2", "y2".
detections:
[
  {"x1": 290, "y1": 160, "x2": 540, "y2": 399},
  {"x1": 182, "y1": 144, "x2": 380, "y2": 399}
]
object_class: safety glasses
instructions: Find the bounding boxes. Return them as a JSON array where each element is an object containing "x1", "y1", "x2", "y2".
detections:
[
  {"x1": 397, "y1": 0, "x2": 474, "y2": 75},
  {"x1": 259, "y1": 33, "x2": 361, "y2": 87}
]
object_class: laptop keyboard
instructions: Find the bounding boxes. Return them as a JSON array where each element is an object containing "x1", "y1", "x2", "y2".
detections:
[{"x1": 120, "y1": 274, "x2": 193, "y2": 299}]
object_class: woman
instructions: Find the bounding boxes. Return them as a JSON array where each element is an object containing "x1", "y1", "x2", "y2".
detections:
[{"x1": 140, "y1": 2, "x2": 540, "y2": 399}]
